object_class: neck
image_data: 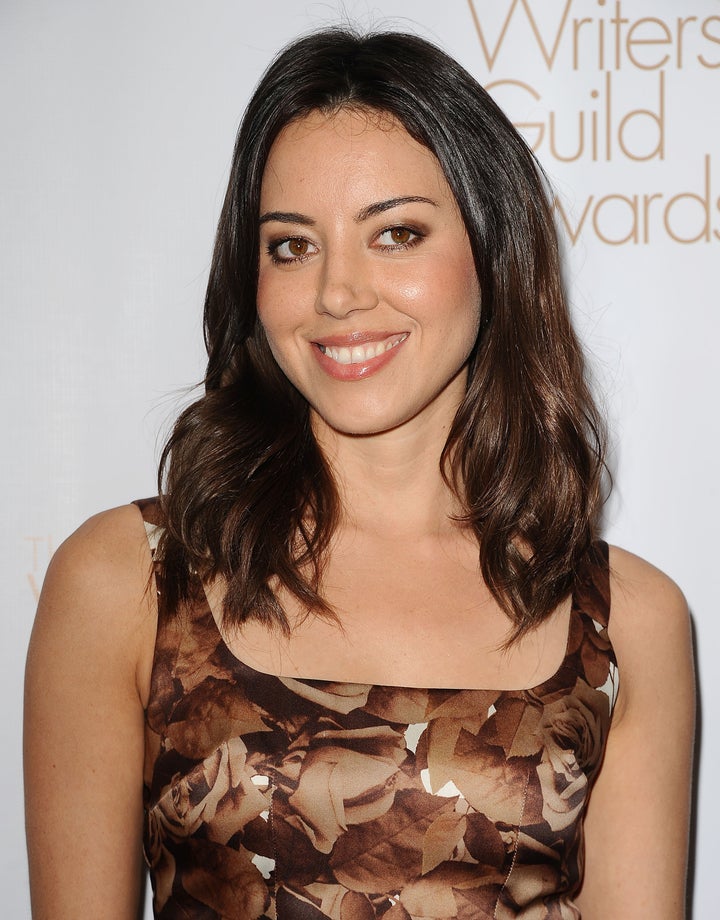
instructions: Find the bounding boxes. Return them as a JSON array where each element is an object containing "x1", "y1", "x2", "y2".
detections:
[{"x1": 312, "y1": 404, "x2": 466, "y2": 540}]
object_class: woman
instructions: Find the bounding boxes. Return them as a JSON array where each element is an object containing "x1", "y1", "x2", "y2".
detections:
[{"x1": 24, "y1": 28, "x2": 694, "y2": 920}]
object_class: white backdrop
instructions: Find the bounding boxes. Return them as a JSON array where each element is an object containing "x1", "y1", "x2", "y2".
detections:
[{"x1": 3, "y1": 1, "x2": 718, "y2": 916}]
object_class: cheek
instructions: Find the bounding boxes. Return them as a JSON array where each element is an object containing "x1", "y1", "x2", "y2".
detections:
[
  {"x1": 444, "y1": 268, "x2": 481, "y2": 358},
  {"x1": 255, "y1": 271, "x2": 276, "y2": 329},
  {"x1": 390, "y1": 253, "x2": 479, "y2": 308},
  {"x1": 455, "y1": 251, "x2": 482, "y2": 329},
  {"x1": 256, "y1": 266, "x2": 315, "y2": 335},
  {"x1": 391, "y1": 277, "x2": 425, "y2": 301},
  {"x1": 433, "y1": 254, "x2": 482, "y2": 330},
  {"x1": 255, "y1": 281, "x2": 310, "y2": 390},
  {"x1": 467, "y1": 274, "x2": 482, "y2": 332},
  {"x1": 450, "y1": 252, "x2": 481, "y2": 302},
  {"x1": 255, "y1": 297, "x2": 288, "y2": 373},
  {"x1": 256, "y1": 273, "x2": 294, "y2": 346}
]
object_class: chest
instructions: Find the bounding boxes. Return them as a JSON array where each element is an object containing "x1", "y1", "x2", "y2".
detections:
[{"x1": 212, "y1": 532, "x2": 572, "y2": 691}]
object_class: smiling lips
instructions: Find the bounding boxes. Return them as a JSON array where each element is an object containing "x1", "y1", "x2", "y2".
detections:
[{"x1": 313, "y1": 332, "x2": 409, "y2": 380}]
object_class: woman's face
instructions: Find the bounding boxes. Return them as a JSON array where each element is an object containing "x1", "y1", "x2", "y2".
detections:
[{"x1": 256, "y1": 108, "x2": 481, "y2": 438}]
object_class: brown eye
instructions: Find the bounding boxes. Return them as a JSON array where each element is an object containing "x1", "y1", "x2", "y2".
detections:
[
  {"x1": 376, "y1": 226, "x2": 422, "y2": 249},
  {"x1": 269, "y1": 236, "x2": 317, "y2": 263},
  {"x1": 288, "y1": 238, "x2": 308, "y2": 256},
  {"x1": 389, "y1": 227, "x2": 412, "y2": 244}
]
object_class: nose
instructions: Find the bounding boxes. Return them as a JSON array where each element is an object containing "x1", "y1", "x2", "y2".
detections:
[{"x1": 315, "y1": 246, "x2": 379, "y2": 318}]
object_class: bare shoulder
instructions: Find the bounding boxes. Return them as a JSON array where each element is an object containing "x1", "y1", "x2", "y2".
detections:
[
  {"x1": 606, "y1": 544, "x2": 694, "y2": 719},
  {"x1": 25, "y1": 505, "x2": 158, "y2": 913},
  {"x1": 608, "y1": 544, "x2": 690, "y2": 636},
  {"x1": 30, "y1": 503, "x2": 157, "y2": 702},
  {"x1": 48, "y1": 501, "x2": 152, "y2": 575}
]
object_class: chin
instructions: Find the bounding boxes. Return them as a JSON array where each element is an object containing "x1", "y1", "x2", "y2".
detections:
[{"x1": 311, "y1": 405, "x2": 419, "y2": 439}]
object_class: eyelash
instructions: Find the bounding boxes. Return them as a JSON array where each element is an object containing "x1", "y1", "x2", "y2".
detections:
[
  {"x1": 375, "y1": 225, "x2": 424, "y2": 252},
  {"x1": 265, "y1": 225, "x2": 425, "y2": 265},
  {"x1": 266, "y1": 238, "x2": 315, "y2": 265}
]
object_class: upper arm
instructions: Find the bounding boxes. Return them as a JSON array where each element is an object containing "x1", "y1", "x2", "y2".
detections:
[
  {"x1": 24, "y1": 504, "x2": 157, "y2": 920},
  {"x1": 576, "y1": 546, "x2": 695, "y2": 919}
]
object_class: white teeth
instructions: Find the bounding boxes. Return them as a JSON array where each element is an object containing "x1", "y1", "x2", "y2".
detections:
[{"x1": 319, "y1": 334, "x2": 407, "y2": 365}]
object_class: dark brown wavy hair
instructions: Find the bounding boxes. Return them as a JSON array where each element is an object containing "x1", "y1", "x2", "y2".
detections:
[{"x1": 157, "y1": 27, "x2": 607, "y2": 639}]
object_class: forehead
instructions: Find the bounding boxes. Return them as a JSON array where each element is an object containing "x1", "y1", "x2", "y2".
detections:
[{"x1": 260, "y1": 108, "x2": 452, "y2": 205}]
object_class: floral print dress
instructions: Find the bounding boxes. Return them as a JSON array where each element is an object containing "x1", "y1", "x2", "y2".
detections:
[{"x1": 137, "y1": 498, "x2": 618, "y2": 920}]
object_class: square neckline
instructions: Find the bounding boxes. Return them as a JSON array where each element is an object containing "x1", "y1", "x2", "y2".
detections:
[
  {"x1": 194, "y1": 575, "x2": 583, "y2": 696},
  {"x1": 138, "y1": 507, "x2": 609, "y2": 696}
]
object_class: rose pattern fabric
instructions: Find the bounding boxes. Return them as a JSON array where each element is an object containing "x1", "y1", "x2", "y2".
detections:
[{"x1": 136, "y1": 499, "x2": 617, "y2": 920}]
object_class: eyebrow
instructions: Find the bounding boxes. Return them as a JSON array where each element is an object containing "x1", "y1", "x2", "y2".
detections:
[
  {"x1": 258, "y1": 196, "x2": 438, "y2": 227},
  {"x1": 355, "y1": 196, "x2": 438, "y2": 222},
  {"x1": 259, "y1": 210, "x2": 315, "y2": 227}
]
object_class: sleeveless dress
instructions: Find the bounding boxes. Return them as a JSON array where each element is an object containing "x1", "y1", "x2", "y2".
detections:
[{"x1": 136, "y1": 498, "x2": 618, "y2": 920}]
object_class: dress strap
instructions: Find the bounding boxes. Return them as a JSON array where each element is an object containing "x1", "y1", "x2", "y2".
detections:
[
  {"x1": 573, "y1": 540, "x2": 611, "y2": 629},
  {"x1": 132, "y1": 498, "x2": 167, "y2": 607},
  {"x1": 133, "y1": 496, "x2": 165, "y2": 529}
]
